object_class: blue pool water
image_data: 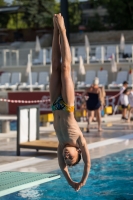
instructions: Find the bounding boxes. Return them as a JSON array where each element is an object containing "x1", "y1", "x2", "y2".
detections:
[{"x1": 1, "y1": 149, "x2": 133, "y2": 200}]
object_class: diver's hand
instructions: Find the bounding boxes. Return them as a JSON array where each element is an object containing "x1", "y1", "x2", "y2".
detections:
[
  {"x1": 74, "y1": 182, "x2": 84, "y2": 191},
  {"x1": 69, "y1": 181, "x2": 84, "y2": 191},
  {"x1": 69, "y1": 180, "x2": 77, "y2": 189}
]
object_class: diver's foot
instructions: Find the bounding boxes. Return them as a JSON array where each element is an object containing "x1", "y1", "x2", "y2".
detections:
[
  {"x1": 53, "y1": 14, "x2": 59, "y2": 32},
  {"x1": 54, "y1": 13, "x2": 66, "y2": 34}
]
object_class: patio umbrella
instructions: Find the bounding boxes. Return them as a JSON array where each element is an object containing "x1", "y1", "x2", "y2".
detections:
[
  {"x1": 26, "y1": 54, "x2": 31, "y2": 75},
  {"x1": 35, "y1": 36, "x2": 41, "y2": 52},
  {"x1": 85, "y1": 35, "x2": 89, "y2": 47},
  {"x1": 49, "y1": 64, "x2": 52, "y2": 75},
  {"x1": 111, "y1": 54, "x2": 117, "y2": 73},
  {"x1": 26, "y1": 53, "x2": 32, "y2": 91},
  {"x1": 120, "y1": 34, "x2": 125, "y2": 52},
  {"x1": 85, "y1": 35, "x2": 90, "y2": 63},
  {"x1": 79, "y1": 56, "x2": 85, "y2": 76}
]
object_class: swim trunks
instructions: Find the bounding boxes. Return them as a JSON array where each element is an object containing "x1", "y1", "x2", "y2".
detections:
[{"x1": 52, "y1": 96, "x2": 74, "y2": 112}]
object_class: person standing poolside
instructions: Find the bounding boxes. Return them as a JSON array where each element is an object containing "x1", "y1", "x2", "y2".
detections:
[
  {"x1": 128, "y1": 90, "x2": 133, "y2": 122},
  {"x1": 83, "y1": 77, "x2": 102, "y2": 133},
  {"x1": 120, "y1": 81, "x2": 128, "y2": 119},
  {"x1": 50, "y1": 14, "x2": 90, "y2": 191},
  {"x1": 120, "y1": 89, "x2": 130, "y2": 120}
]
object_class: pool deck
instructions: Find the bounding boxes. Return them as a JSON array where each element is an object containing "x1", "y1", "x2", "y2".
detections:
[{"x1": 0, "y1": 114, "x2": 133, "y2": 174}]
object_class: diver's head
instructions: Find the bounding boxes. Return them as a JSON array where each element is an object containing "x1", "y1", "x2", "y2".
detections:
[{"x1": 63, "y1": 145, "x2": 81, "y2": 167}]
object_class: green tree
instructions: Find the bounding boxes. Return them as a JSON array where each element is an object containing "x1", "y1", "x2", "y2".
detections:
[
  {"x1": 15, "y1": 0, "x2": 56, "y2": 28},
  {"x1": 104, "y1": 0, "x2": 133, "y2": 30},
  {"x1": 87, "y1": 13, "x2": 105, "y2": 31},
  {"x1": 7, "y1": 13, "x2": 28, "y2": 29},
  {"x1": 0, "y1": 0, "x2": 10, "y2": 28},
  {"x1": 68, "y1": 0, "x2": 82, "y2": 31},
  {"x1": 0, "y1": 0, "x2": 7, "y2": 6},
  {"x1": 90, "y1": 0, "x2": 133, "y2": 30}
]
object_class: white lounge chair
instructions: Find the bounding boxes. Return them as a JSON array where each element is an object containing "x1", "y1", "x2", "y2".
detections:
[
  {"x1": 7, "y1": 72, "x2": 21, "y2": 91},
  {"x1": 71, "y1": 71, "x2": 77, "y2": 87},
  {"x1": 90, "y1": 46, "x2": 105, "y2": 62},
  {"x1": 108, "y1": 71, "x2": 128, "y2": 89},
  {"x1": 119, "y1": 45, "x2": 133, "y2": 62},
  {"x1": 106, "y1": 45, "x2": 116, "y2": 60},
  {"x1": 0, "y1": 73, "x2": 11, "y2": 90},
  {"x1": 78, "y1": 46, "x2": 86, "y2": 60},
  {"x1": 128, "y1": 74, "x2": 133, "y2": 87},
  {"x1": 124, "y1": 45, "x2": 132, "y2": 55},
  {"x1": 97, "y1": 70, "x2": 108, "y2": 87},
  {"x1": 71, "y1": 47, "x2": 86, "y2": 63},
  {"x1": 124, "y1": 45, "x2": 132, "y2": 60},
  {"x1": 77, "y1": 70, "x2": 96, "y2": 89},
  {"x1": 19, "y1": 72, "x2": 38, "y2": 90},
  {"x1": 33, "y1": 49, "x2": 52, "y2": 65},
  {"x1": 32, "y1": 72, "x2": 49, "y2": 90}
]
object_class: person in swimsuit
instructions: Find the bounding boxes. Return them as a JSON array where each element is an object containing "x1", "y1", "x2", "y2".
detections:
[
  {"x1": 83, "y1": 77, "x2": 102, "y2": 132},
  {"x1": 50, "y1": 13, "x2": 90, "y2": 191}
]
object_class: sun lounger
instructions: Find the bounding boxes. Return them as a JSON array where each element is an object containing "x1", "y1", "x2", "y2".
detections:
[
  {"x1": 33, "y1": 49, "x2": 52, "y2": 65},
  {"x1": 128, "y1": 74, "x2": 133, "y2": 87},
  {"x1": 77, "y1": 70, "x2": 96, "y2": 89},
  {"x1": 90, "y1": 46, "x2": 105, "y2": 62},
  {"x1": 32, "y1": 72, "x2": 49, "y2": 90},
  {"x1": 97, "y1": 70, "x2": 108, "y2": 87},
  {"x1": 106, "y1": 45, "x2": 116, "y2": 60},
  {"x1": 19, "y1": 72, "x2": 38, "y2": 90},
  {"x1": 6, "y1": 72, "x2": 21, "y2": 91},
  {"x1": 124, "y1": 45, "x2": 132, "y2": 58},
  {"x1": 108, "y1": 71, "x2": 128, "y2": 89},
  {"x1": 0, "y1": 73, "x2": 11, "y2": 90},
  {"x1": 71, "y1": 70, "x2": 77, "y2": 87}
]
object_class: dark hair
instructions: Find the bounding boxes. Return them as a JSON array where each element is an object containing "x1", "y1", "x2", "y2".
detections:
[
  {"x1": 67, "y1": 152, "x2": 81, "y2": 167},
  {"x1": 123, "y1": 89, "x2": 129, "y2": 94},
  {"x1": 123, "y1": 81, "x2": 128, "y2": 85},
  {"x1": 72, "y1": 153, "x2": 81, "y2": 166}
]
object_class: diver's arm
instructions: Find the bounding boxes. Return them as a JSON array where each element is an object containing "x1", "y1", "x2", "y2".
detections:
[
  {"x1": 57, "y1": 145, "x2": 75, "y2": 186},
  {"x1": 80, "y1": 139, "x2": 91, "y2": 185}
]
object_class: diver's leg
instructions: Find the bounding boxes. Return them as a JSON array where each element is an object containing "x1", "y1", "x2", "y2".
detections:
[
  {"x1": 50, "y1": 15, "x2": 61, "y2": 104},
  {"x1": 55, "y1": 14, "x2": 74, "y2": 105}
]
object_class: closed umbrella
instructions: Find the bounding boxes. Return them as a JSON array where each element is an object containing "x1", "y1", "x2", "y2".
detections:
[
  {"x1": 26, "y1": 53, "x2": 32, "y2": 91},
  {"x1": 49, "y1": 64, "x2": 52, "y2": 75},
  {"x1": 79, "y1": 56, "x2": 85, "y2": 75},
  {"x1": 111, "y1": 54, "x2": 117, "y2": 73},
  {"x1": 35, "y1": 36, "x2": 41, "y2": 52},
  {"x1": 120, "y1": 34, "x2": 125, "y2": 52},
  {"x1": 85, "y1": 35, "x2": 90, "y2": 64},
  {"x1": 111, "y1": 53, "x2": 117, "y2": 83}
]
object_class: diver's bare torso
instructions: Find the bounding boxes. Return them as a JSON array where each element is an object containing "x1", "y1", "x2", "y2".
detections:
[{"x1": 53, "y1": 110, "x2": 85, "y2": 148}]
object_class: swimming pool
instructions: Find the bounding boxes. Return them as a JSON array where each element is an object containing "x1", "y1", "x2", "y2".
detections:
[{"x1": 1, "y1": 149, "x2": 133, "y2": 200}]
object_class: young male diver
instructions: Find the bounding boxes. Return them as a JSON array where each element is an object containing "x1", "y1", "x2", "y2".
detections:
[{"x1": 50, "y1": 13, "x2": 90, "y2": 191}]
